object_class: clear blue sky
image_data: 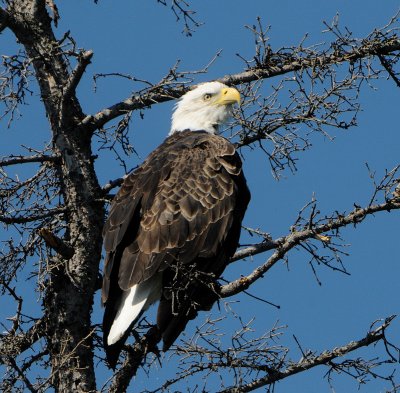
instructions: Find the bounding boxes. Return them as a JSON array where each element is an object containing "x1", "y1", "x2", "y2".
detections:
[{"x1": 1, "y1": 1, "x2": 400, "y2": 392}]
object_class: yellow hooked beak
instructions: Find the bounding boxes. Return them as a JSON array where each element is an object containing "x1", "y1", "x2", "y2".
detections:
[{"x1": 215, "y1": 87, "x2": 241, "y2": 106}]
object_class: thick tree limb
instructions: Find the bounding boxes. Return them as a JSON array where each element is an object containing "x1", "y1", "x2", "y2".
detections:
[
  {"x1": 219, "y1": 36, "x2": 400, "y2": 86},
  {"x1": 38, "y1": 228, "x2": 74, "y2": 259},
  {"x1": 79, "y1": 86, "x2": 185, "y2": 132},
  {"x1": 0, "y1": 154, "x2": 60, "y2": 167},
  {"x1": 218, "y1": 316, "x2": 396, "y2": 393},
  {"x1": 79, "y1": 35, "x2": 400, "y2": 133},
  {"x1": 102, "y1": 176, "x2": 126, "y2": 194},
  {"x1": 230, "y1": 238, "x2": 280, "y2": 264},
  {"x1": 62, "y1": 50, "x2": 94, "y2": 106}
]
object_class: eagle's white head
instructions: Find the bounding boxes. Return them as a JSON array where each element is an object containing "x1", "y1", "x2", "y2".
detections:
[{"x1": 170, "y1": 81, "x2": 240, "y2": 135}]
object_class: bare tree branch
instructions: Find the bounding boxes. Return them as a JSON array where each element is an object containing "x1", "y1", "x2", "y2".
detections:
[
  {"x1": 62, "y1": 49, "x2": 94, "y2": 106},
  {"x1": 156, "y1": 0, "x2": 203, "y2": 36},
  {"x1": 38, "y1": 228, "x2": 74, "y2": 260},
  {"x1": 5, "y1": 357, "x2": 37, "y2": 393},
  {"x1": 218, "y1": 316, "x2": 396, "y2": 393},
  {"x1": 79, "y1": 34, "x2": 400, "y2": 133},
  {"x1": 0, "y1": 154, "x2": 60, "y2": 167},
  {"x1": 0, "y1": 318, "x2": 45, "y2": 362},
  {"x1": 220, "y1": 36, "x2": 400, "y2": 86},
  {"x1": 230, "y1": 238, "x2": 279, "y2": 264},
  {"x1": 378, "y1": 53, "x2": 400, "y2": 87},
  {"x1": 101, "y1": 176, "x2": 126, "y2": 194},
  {"x1": 0, "y1": 206, "x2": 66, "y2": 224},
  {"x1": 223, "y1": 191, "x2": 400, "y2": 298},
  {"x1": 108, "y1": 327, "x2": 162, "y2": 393},
  {"x1": 79, "y1": 85, "x2": 186, "y2": 133}
]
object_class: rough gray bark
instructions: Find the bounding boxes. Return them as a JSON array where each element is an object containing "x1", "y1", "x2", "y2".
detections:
[{"x1": 4, "y1": 2, "x2": 103, "y2": 391}]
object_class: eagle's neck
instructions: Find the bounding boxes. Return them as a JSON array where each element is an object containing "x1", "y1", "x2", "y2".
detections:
[
  {"x1": 170, "y1": 103, "x2": 232, "y2": 135},
  {"x1": 169, "y1": 116, "x2": 219, "y2": 135}
]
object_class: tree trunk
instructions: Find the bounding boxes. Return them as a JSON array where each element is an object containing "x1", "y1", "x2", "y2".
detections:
[{"x1": 7, "y1": 2, "x2": 103, "y2": 391}]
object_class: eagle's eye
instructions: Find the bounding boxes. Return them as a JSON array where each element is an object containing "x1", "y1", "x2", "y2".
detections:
[{"x1": 203, "y1": 93, "x2": 212, "y2": 101}]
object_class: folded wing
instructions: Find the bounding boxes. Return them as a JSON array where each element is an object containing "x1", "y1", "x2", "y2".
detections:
[{"x1": 102, "y1": 130, "x2": 250, "y2": 367}]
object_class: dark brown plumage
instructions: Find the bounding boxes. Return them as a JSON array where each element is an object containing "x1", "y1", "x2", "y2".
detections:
[{"x1": 102, "y1": 83, "x2": 250, "y2": 369}]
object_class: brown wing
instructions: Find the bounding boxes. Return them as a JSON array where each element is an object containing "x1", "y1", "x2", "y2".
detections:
[
  {"x1": 101, "y1": 133, "x2": 180, "y2": 304},
  {"x1": 102, "y1": 130, "x2": 250, "y2": 351}
]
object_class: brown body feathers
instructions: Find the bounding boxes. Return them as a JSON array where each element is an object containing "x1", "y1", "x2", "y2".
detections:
[{"x1": 102, "y1": 130, "x2": 250, "y2": 368}]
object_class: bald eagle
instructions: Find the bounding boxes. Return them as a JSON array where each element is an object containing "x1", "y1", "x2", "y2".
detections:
[{"x1": 102, "y1": 81, "x2": 250, "y2": 368}]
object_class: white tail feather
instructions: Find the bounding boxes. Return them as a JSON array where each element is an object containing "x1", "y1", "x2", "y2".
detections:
[{"x1": 107, "y1": 276, "x2": 161, "y2": 346}]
